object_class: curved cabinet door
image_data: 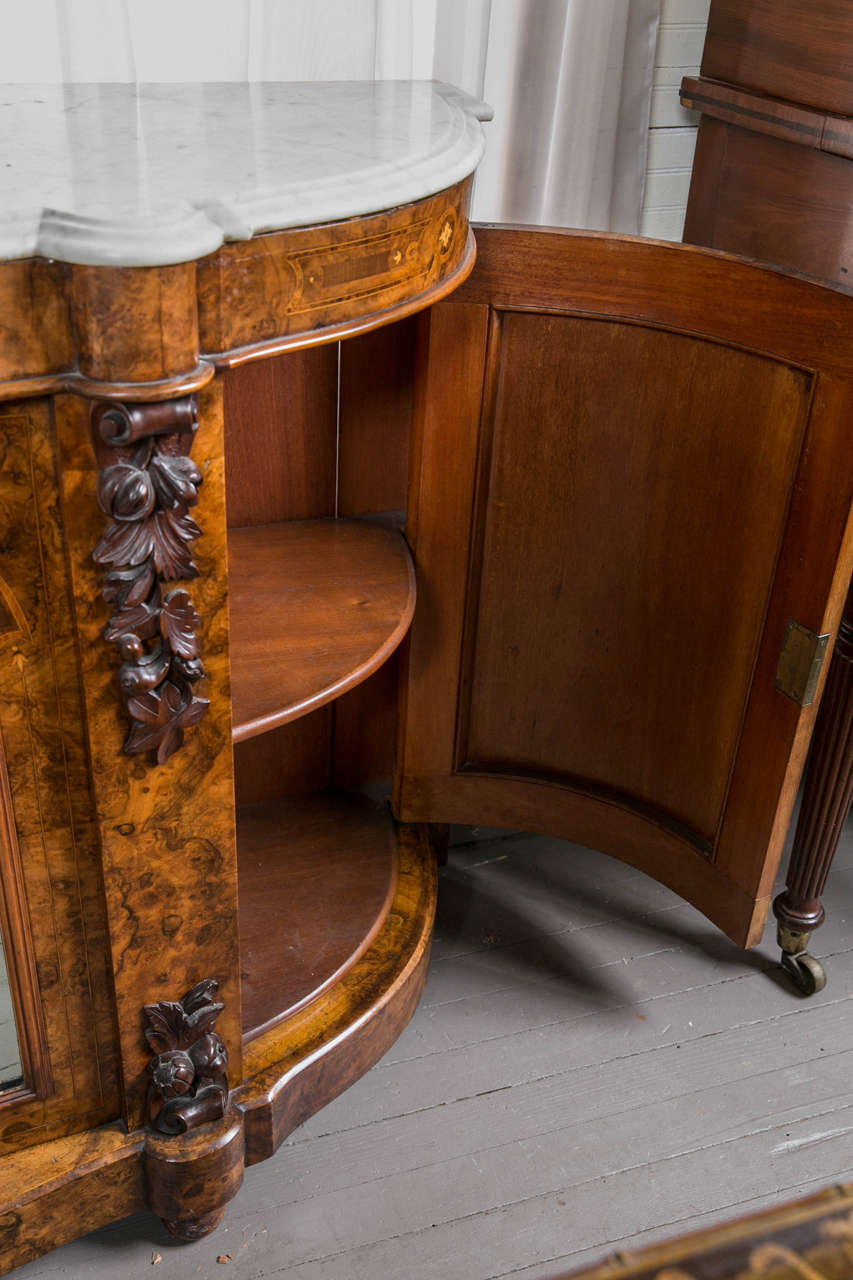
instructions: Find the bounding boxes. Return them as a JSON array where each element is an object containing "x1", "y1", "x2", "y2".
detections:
[{"x1": 395, "y1": 227, "x2": 853, "y2": 947}]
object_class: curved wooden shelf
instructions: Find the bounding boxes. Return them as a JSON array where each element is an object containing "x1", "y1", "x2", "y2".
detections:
[
  {"x1": 236, "y1": 813, "x2": 436, "y2": 1165},
  {"x1": 238, "y1": 791, "x2": 399, "y2": 1041},
  {"x1": 228, "y1": 519, "x2": 416, "y2": 742},
  {"x1": 0, "y1": 810, "x2": 436, "y2": 1264}
]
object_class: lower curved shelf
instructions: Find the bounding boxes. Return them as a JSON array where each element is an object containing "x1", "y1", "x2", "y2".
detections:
[
  {"x1": 238, "y1": 792, "x2": 402, "y2": 1040},
  {"x1": 236, "y1": 815, "x2": 436, "y2": 1163},
  {"x1": 0, "y1": 813, "x2": 437, "y2": 1267}
]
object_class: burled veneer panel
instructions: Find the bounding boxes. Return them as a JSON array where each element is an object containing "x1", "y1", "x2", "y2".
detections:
[
  {"x1": 70, "y1": 263, "x2": 199, "y2": 384},
  {"x1": 55, "y1": 379, "x2": 241, "y2": 1126},
  {"x1": 0, "y1": 399, "x2": 120, "y2": 1154}
]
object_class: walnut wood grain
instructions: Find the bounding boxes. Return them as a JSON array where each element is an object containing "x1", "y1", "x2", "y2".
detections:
[
  {"x1": 236, "y1": 818, "x2": 436, "y2": 1164},
  {"x1": 0, "y1": 169, "x2": 478, "y2": 1269},
  {"x1": 0, "y1": 366, "x2": 217, "y2": 407},
  {"x1": 0, "y1": 1123, "x2": 145, "y2": 1273},
  {"x1": 0, "y1": 179, "x2": 473, "y2": 410},
  {"x1": 396, "y1": 227, "x2": 853, "y2": 948},
  {"x1": 144, "y1": 1108, "x2": 244, "y2": 1238},
  {"x1": 680, "y1": 76, "x2": 853, "y2": 161},
  {"x1": 332, "y1": 658, "x2": 402, "y2": 789},
  {"x1": 0, "y1": 1110, "x2": 245, "y2": 1267},
  {"x1": 238, "y1": 792, "x2": 398, "y2": 1039},
  {"x1": 460, "y1": 313, "x2": 808, "y2": 849},
  {"x1": 228, "y1": 519, "x2": 416, "y2": 741},
  {"x1": 0, "y1": 400, "x2": 120, "y2": 1156},
  {"x1": 55, "y1": 381, "x2": 241, "y2": 1127}
]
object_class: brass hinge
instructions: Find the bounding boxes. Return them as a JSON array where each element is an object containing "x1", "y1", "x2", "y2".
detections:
[{"x1": 774, "y1": 619, "x2": 831, "y2": 706}]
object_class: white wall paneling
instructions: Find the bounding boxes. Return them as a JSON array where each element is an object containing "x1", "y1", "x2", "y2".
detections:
[{"x1": 641, "y1": 0, "x2": 709, "y2": 241}]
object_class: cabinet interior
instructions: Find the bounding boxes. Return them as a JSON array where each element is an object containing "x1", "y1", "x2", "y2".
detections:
[{"x1": 224, "y1": 321, "x2": 418, "y2": 1041}]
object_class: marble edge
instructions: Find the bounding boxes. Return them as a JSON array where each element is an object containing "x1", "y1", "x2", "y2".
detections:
[{"x1": 0, "y1": 82, "x2": 493, "y2": 269}]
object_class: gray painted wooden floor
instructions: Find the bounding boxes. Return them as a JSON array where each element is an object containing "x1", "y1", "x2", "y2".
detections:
[{"x1": 16, "y1": 815, "x2": 853, "y2": 1280}]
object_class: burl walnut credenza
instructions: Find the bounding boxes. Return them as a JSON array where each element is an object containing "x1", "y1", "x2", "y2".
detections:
[
  {"x1": 0, "y1": 80, "x2": 852, "y2": 1271},
  {"x1": 680, "y1": 0, "x2": 853, "y2": 1000}
]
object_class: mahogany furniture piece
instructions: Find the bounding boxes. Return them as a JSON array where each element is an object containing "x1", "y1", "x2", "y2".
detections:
[
  {"x1": 680, "y1": 0, "x2": 853, "y2": 993},
  {"x1": 1, "y1": 81, "x2": 853, "y2": 1272}
]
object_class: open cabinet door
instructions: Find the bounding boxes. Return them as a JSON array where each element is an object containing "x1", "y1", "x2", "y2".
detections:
[{"x1": 395, "y1": 227, "x2": 853, "y2": 947}]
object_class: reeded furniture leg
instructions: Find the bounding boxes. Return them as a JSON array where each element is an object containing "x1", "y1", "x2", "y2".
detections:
[{"x1": 773, "y1": 587, "x2": 853, "y2": 994}]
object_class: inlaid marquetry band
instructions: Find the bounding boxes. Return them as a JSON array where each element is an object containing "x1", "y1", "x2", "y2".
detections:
[{"x1": 90, "y1": 397, "x2": 208, "y2": 764}]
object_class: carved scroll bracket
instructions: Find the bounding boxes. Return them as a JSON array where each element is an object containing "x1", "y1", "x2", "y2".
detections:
[
  {"x1": 90, "y1": 397, "x2": 209, "y2": 764},
  {"x1": 144, "y1": 979, "x2": 229, "y2": 1135}
]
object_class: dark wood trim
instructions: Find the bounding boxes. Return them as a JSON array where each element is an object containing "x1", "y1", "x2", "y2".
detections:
[
  {"x1": 680, "y1": 75, "x2": 853, "y2": 160},
  {"x1": 90, "y1": 397, "x2": 209, "y2": 765}
]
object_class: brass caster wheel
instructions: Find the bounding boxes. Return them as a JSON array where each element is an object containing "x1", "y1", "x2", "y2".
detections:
[{"x1": 780, "y1": 950, "x2": 827, "y2": 996}]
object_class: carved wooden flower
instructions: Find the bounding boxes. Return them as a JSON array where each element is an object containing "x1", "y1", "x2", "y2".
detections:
[
  {"x1": 160, "y1": 589, "x2": 202, "y2": 660},
  {"x1": 97, "y1": 462, "x2": 156, "y2": 522},
  {"x1": 125, "y1": 680, "x2": 209, "y2": 764},
  {"x1": 148, "y1": 452, "x2": 203, "y2": 510},
  {"x1": 189, "y1": 1031, "x2": 228, "y2": 1080},
  {"x1": 149, "y1": 1049, "x2": 195, "y2": 1099}
]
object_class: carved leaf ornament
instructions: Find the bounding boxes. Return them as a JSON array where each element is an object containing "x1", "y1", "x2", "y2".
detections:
[
  {"x1": 144, "y1": 979, "x2": 229, "y2": 1135},
  {"x1": 91, "y1": 399, "x2": 209, "y2": 764}
]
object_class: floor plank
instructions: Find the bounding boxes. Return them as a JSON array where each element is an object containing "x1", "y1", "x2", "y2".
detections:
[{"x1": 12, "y1": 816, "x2": 853, "y2": 1280}]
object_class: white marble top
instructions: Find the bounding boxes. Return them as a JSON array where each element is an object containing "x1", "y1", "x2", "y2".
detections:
[{"x1": 0, "y1": 81, "x2": 491, "y2": 267}]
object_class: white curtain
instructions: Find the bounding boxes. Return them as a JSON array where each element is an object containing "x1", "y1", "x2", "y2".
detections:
[{"x1": 3, "y1": 0, "x2": 660, "y2": 233}]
